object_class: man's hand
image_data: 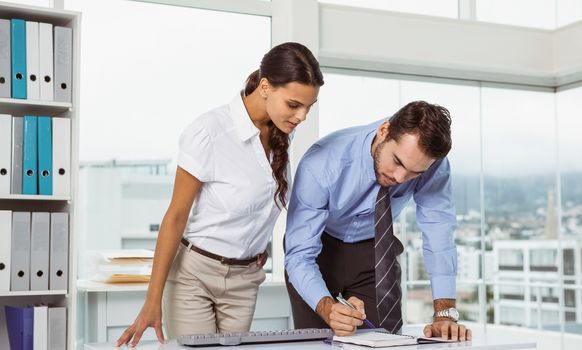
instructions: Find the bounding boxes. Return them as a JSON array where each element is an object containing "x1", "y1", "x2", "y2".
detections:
[
  {"x1": 423, "y1": 318, "x2": 472, "y2": 341},
  {"x1": 316, "y1": 296, "x2": 365, "y2": 336}
]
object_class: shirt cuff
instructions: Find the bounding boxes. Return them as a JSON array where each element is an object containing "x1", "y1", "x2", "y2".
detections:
[
  {"x1": 306, "y1": 283, "x2": 333, "y2": 311},
  {"x1": 430, "y1": 275, "x2": 457, "y2": 300}
]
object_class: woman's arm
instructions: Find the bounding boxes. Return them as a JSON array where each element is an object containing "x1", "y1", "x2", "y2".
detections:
[{"x1": 116, "y1": 166, "x2": 202, "y2": 347}]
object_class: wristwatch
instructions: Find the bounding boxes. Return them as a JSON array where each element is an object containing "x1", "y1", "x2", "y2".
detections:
[{"x1": 433, "y1": 308, "x2": 459, "y2": 322}]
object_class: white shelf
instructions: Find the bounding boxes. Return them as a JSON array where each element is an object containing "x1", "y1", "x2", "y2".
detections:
[
  {"x1": 0, "y1": 3, "x2": 81, "y2": 350},
  {"x1": 0, "y1": 97, "x2": 72, "y2": 115},
  {"x1": 0, "y1": 290, "x2": 68, "y2": 297},
  {"x1": 0, "y1": 194, "x2": 71, "y2": 201}
]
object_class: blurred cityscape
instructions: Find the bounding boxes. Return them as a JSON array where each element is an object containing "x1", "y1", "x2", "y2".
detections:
[
  {"x1": 78, "y1": 161, "x2": 582, "y2": 334},
  {"x1": 402, "y1": 173, "x2": 582, "y2": 334}
]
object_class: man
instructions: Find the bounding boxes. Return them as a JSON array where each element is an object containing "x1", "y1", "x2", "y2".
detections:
[{"x1": 284, "y1": 101, "x2": 471, "y2": 341}]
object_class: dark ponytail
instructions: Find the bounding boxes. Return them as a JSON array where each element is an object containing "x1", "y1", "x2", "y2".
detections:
[
  {"x1": 244, "y1": 70, "x2": 260, "y2": 97},
  {"x1": 244, "y1": 42, "x2": 324, "y2": 208}
]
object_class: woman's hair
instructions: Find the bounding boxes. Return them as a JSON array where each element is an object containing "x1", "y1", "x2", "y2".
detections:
[
  {"x1": 244, "y1": 42, "x2": 324, "y2": 208},
  {"x1": 385, "y1": 101, "x2": 452, "y2": 159}
]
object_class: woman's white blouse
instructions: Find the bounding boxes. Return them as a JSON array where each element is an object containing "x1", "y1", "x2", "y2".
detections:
[{"x1": 178, "y1": 94, "x2": 284, "y2": 259}]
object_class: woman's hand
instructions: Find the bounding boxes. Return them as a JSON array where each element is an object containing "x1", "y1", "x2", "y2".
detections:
[{"x1": 115, "y1": 302, "x2": 165, "y2": 347}]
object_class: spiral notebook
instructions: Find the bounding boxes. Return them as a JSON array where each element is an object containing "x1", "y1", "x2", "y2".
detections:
[{"x1": 332, "y1": 329, "x2": 459, "y2": 348}]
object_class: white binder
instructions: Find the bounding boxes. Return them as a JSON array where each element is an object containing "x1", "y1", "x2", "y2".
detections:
[
  {"x1": 0, "y1": 210, "x2": 11, "y2": 292},
  {"x1": 48, "y1": 307, "x2": 66, "y2": 350},
  {"x1": 0, "y1": 19, "x2": 10, "y2": 98},
  {"x1": 54, "y1": 26, "x2": 72, "y2": 103},
  {"x1": 26, "y1": 21, "x2": 40, "y2": 100},
  {"x1": 0, "y1": 114, "x2": 11, "y2": 195},
  {"x1": 31, "y1": 212, "x2": 50, "y2": 291},
  {"x1": 39, "y1": 22, "x2": 54, "y2": 101},
  {"x1": 49, "y1": 212, "x2": 68, "y2": 290},
  {"x1": 11, "y1": 211, "x2": 31, "y2": 291},
  {"x1": 33, "y1": 305, "x2": 48, "y2": 350},
  {"x1": 11, "y1": 116, "x2": 24, "y2": 194},
  {"x1": 52, "y1": 118, "x2": 70, "y2": 197}
]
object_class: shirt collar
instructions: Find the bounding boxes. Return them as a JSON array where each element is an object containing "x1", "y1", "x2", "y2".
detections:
[
  {"x1": 363, "y1": 128, "x2": 377, "y2": 182},
  {"x1": 230, "y1": 92, "x2": 260, "y2": 142}
]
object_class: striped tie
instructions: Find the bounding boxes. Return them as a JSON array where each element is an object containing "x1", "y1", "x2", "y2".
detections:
[{"x1": 374, "y1": 186, "x2": 404, "y2": 333}]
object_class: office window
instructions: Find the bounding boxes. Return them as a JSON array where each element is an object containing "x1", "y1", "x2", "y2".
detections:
[
  {"x1": 476, "y1": 0, "x2": 557, "y2": 29},
  {"x1": 66, "y1": 0, "x2": 270, "y2": 256},
  {"x1": 319, "y1": 0, "x2": 458, "y2": 19},
  {"x1": 400, "y1": 80, "x2": 481, "y2": 249},
  {"x1": 65, "y1": 0, "x2": 270, "y2": 163},
  {"x1": 318, "y1": 70, "x2": 582, "y2": 335},
  {"x1": 482, "y1": 86, "x2": 557, "y2": 329},
  {"x1": 318, "y1": 72, "x2": 400, "y2": 137},
  {"x1": 556, "y1": 85, "x2": 582, "y2": 335}
]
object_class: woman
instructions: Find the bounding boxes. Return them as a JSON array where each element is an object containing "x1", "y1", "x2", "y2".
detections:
[{"x1": 116, "y1": 42, "x2": 323, "y2": 347}]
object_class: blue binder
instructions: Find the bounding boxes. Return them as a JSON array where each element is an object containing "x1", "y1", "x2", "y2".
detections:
[
  {"x1": 37, "y1": 116, "x2": 52, "y2": 195},
  {"x1": 11, "y1": 19, "x2": 27, "y2": 99},
  {"x1": 22, "y1": 116, "x2": 37, "y2": 195},
  {"x1": 5, "y1": 305, "x2": 34, "y2": 350}
]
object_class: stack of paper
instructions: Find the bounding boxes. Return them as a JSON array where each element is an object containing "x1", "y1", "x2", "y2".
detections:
[
  {"x1": 86, "y1": 249, "x2": 153, "y2": 283},
  {"x1": 332, "y1": 329, "x2": 459, "y2": 348}
]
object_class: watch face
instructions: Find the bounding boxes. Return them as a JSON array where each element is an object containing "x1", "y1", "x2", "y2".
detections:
[{"x1": 450, "y1": 308, "x2": 460, "y2": 320}]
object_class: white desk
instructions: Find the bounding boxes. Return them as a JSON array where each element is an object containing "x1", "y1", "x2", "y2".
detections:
[
  {"x1": 78, "y1": 279, "x2": 292, "y2": 343},
  {"x1": 84, "y1": 326, "x2": 536, "y2": 350}
]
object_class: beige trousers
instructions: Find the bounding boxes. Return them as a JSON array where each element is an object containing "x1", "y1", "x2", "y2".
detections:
[{"x1": 163, "y1": 244, "x2": 266, "y2": 337}]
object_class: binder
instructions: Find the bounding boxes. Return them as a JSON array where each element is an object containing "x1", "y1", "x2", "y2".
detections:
[
  {"x1": 26, "y1": 21, "x2": 40, "y2": 100},
  {"x1": 23, "y1": 116, "x2": 38, "y2": 195},
  {"x1": 47, "y1": 307, "x2": 66, "y2": 350},
  {"x1": 52, "y1": 118, "x2": 70, "y2": 197},
  {"x1": 39, "y1": 23, "x2": 54, "y2": 101},
  {"x1": 0, "y1": 210, "x2": 11, "y2": 292},
  {"x1": 11, "y1": 211, "x2": 31, "y2": 291},
  {"x1": 5, "y1": 305, "x2": 34, "y2": 350},
  {"x1": 0, "y1": 19, "x2": 10, "y2": 98},
  {"x1": 11, "y1": 19, "x2": 27, "y2": 99},
  {"x1": 11, "y1": 117, "x2": 24, "y2": 194},
  {"x1": 33, "y1": 305, "x2": 49, "y2": 350},
  {"x1": 38, "y1": 116, "x2": 53, "y2": 195},
  {"x1": 0, "y1": 114, "x2": 11, "y2": 195},
  {"x1": 53, "y1": 26, "x2": 72, "y2": 103},
  {"x1": 49, "y1": 212, "x2": 68, "y2": 290},
  {"x1": 31, "y1": 212, "x2": 50, "y2": 291}
]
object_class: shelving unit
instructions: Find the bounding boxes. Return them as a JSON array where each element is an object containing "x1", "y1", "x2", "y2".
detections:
[{"x1": 0, "y1": 2, "x2": 81, "y2": 349}]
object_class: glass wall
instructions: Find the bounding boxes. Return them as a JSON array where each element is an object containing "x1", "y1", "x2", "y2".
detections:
[
  {"x1": 556, "y1": 85, "x2": 582, "y2": 333},
  {"x1": 65, "y1": 0, "x2": 270, "y2": 258},
  {"x1": 318, "y1": 70, "x2": 582, "y2": 337}
]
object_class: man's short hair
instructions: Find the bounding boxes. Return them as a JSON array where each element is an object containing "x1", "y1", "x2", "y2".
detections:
[{"x1": 386, "y1": 101, "x2": 452, "y2": 159}]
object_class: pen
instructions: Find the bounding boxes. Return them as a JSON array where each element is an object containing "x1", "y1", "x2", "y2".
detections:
[{"x1": 336, "y1": 293, "x2": 376, "y2": 329}]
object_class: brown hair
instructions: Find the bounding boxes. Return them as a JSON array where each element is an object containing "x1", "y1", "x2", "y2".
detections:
[
  {"x1": 386, "y1": 101, "x2": 452, "y2": 159},
  {"x1": 244, "y1": 42, "x2": 324, "y2": 207}
]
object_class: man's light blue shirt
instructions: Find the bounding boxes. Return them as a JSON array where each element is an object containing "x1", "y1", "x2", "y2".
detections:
[{"x1": 284, "y1": 120, "x2": 458, "y2": 311}]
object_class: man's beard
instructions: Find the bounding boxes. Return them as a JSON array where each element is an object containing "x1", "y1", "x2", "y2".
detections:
[{"x1": 373, "y1": 140, "x2": 393, "y2": 187}]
